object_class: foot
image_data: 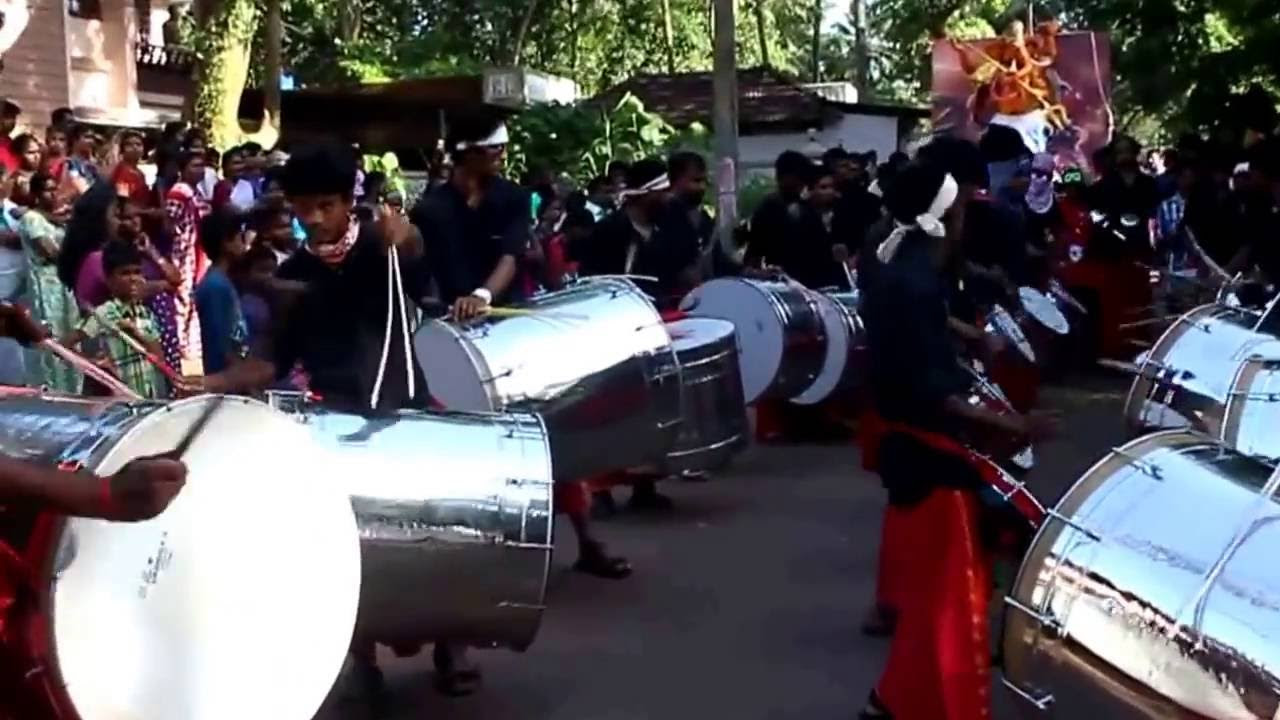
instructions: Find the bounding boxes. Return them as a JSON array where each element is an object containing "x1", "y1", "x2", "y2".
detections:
[
  {"x1": 431, "y1": 643, "x2": 481, "y2": 697},
  {"x1": 574, "y1": 540, "x2": 632, "y2": 579},
  {"x1": 860, "y1": 605, "x2": 896, "y2": 638},
  {"x1": 858, "y1": 690, "x2": 892, "y2": 719},
  {"x1": 628, "y1": 486, "x2": 674, "y2": 512},
  {"x1": 590, "y1": 489, "x2": 617, "y2": 518}
]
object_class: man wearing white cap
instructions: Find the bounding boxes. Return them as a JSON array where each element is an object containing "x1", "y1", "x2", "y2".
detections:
[{"x1": 412, "y1": 118, "x2": 524, "y2": 320}]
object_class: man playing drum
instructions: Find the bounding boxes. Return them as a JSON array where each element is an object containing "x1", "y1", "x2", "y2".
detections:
[
  {"x1": 856, "y1": 160, "x2": 1054, "y2": 720},
  {"x1": 0, "y1": 304, "x2": 186, "y2": 719}
]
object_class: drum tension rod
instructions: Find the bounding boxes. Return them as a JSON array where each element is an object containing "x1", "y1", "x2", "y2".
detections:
[
  {"x1": 1001, "y1": 678, "x2": 1055, "y2": 711},
  {"x1": 1229, "y1": 390, "x2": 1280, "y2": 402},
  {"x1": 1003, "y1": 596, "x2": 1064, "y2": 636},
  {"x1": 1046, "y1": 509, "x2": 1103, "y2": 542},
  {"x1": 1111, "y1": 448, "x2": 1164, "y2": 481}
]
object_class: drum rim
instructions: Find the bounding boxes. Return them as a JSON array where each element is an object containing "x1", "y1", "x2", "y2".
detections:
[
  {"x1": 683, "y1": 278, "x2": 790, "y2": 404},
  {"x1": 1122, "y1": 303, "x2": 1215, "y2": 429},
  {"x1": 1018, "y1": 286, "x2": 1070, "y2": 335},
  {"x1": 43, "y1": 395, "x2": 363, "y2": 719},
  {"x1": 791, "y1": 291, "x2": 859, "y2": 406},
  {"x1": 1222, "y1": 354, "x2": 1280, "y2": 455},
  {"x1": 416, "y1": 319, "x2": 502, "y2": 411},
  {"x1": 1000, "y1": 429, "x2": 1207, "y2": 679}
]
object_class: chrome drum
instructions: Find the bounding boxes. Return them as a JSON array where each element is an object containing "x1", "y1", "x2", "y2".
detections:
[
  {"x1": 414, "y1": 278, "x2": 681, "y2": 482},
  {"x1": 0, "y1": 394, "x2": 361, "y2": 720},
  {"x1": 680, "y1": 278, "x2": 827, "y2": 403},
  {"x1": 1124, "y1": 304, "x2": 1278, "y2": 434},
  {"x1": 663, "y1": 318, "x2": 748, "y2": 473},
  {"x1": 267, "y1": 392, "x2": 553, "y2": 651},
  {"x1": 792, "y1": 290, "x2": 863, "y2": 405},
  {"x1": 1223, "y1": 346, "x2": 1280, "y2": 460},
  {"x1": 1002, "y1": 430, "x2": 1280, "y2": 719}
]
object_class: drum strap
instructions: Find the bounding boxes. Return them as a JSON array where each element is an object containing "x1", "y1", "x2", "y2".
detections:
[
  {"x1": 879, "y1": 420, "x2": 1045, "y2": 527},
  {"x1": 370, "y1": 246, "x2": 415, "y2": 410}
]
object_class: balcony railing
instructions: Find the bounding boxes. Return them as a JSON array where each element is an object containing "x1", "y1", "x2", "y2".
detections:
[{"x1": 135, "y1": 42, "x2": 198, "y2": 74}]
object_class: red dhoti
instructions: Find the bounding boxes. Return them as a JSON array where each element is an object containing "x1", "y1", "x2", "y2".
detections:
[{"x1": 875, "y1": 488, "x2": 991, "y2": 720}]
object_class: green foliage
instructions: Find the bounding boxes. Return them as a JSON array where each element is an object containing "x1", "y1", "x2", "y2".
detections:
[
  {"x1": 507, "y1": 92, "x2": 709, "y2": 183},
  {"x1": 736, "y1": 173, "x2": 777, "y2": 219},
  {"x1": 363, "y1": 152, "x2": 407, "y2": 195}
]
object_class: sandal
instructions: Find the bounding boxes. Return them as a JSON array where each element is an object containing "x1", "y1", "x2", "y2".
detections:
[
  {"x1": 574, "y1": 541, "x2": 633, "y2": 579},
  {"x1": 432, "y1": 644, "x2": 482, "y2": 697}
]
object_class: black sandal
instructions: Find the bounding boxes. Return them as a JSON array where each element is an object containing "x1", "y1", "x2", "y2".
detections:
[
  {"x1": 574, "y1": 541, "x2": 633, "y2": 579},
  {"x1": 432, "y1": 644, "x2": 482, "y2": 697}
]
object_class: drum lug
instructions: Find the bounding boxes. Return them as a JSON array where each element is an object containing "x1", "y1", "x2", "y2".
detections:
[
  {"x1": 1110, "y1": 447, "x2": 1164, "y2": 480},
  {"x1": 1046, "y1": 508, "x2": 1103, "y2": 542},
  {"x1": 1002, "y1": 678, "x2": 1055, "y2": 711},
  {"x1": 1004, "y1": 596, "x2": 1064, "y2": 638}
]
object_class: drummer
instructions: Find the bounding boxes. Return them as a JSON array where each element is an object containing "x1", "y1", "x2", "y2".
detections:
[
  {"x1": 570, "y1": 159, "x2": 702, "y2": 512},
  {"x1": 857, "y1": 159, "x2": 1054, "y2": 720},
  {"x1": 0, "y1": 304, "x2": 186, "y2": 719},
  {"x1": 179, "y1": 143, "x2": 498, "y2": 698},
  {"x1": 409, "y1": 118, "x2": 523, "y2": 317}
]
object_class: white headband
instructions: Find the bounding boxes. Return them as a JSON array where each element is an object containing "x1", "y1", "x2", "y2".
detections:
[
  {"x1": 618, "y1": 172, "x2": 671, "y2": 200},
  {"x1": 455, "y1": 122, "x2": 509, "y2": 151},
  {"x1": 875, "y1": 173, "x2": 959, "y2": 263}
]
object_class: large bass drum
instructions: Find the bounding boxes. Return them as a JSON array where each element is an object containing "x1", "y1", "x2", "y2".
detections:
[
  {"x1": 415, "y1": 278, "x2": 681, "y2": 482},
  {"x1": 266, "y1": 393, "x2": 553, "y2": 652},
  {"x1": 1124, "y1": 303, "x2": 1278, "y2": 434},
  {"x1": 0, "y1": 394, "x2": 361, "y2": 720},
  {"x1": 1002, "y1": 430, "x2": 1280, "y2": 719},
  {"x1": 680, "y1": 278, "x2": 826, "y2": 404},
  {"x1": 791, "y1": 291, "x2": 864, "y2": 406},
  {"x1": 1222, "y1": 346, "x2": 1280, "y2": 460},
  {"x1": 662, "y1": 318, "x2": 748, "y2": 474}
]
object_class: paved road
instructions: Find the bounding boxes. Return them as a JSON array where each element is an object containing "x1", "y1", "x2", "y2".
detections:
[{"x1": 315, "y1": 375, "x2": 1131, "y2": 720}]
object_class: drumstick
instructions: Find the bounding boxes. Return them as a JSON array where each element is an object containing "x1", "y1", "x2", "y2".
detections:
[
  {"x1": 482, "y1": 307, "x2": 589, "y2": 321},
  {"x1": 1097, "y1": 358, "x2": 1142, "y2": 375},
  {"x1": 87, "y1": 307, "x2": 183, "y2": 385},
  {"x1": 166, "y1": 394, "x2": 225, "y2": 460},
  {"x1": 38, "y1": 339, "x2": 142, "y2": 400},
  {"x1": 1118, "y1": 315, "x2": 1181, "y2": 331}
]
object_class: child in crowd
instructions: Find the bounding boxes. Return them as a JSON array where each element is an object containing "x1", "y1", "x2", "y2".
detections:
[
  {"x1": 65, "y1": 240, "x2": 166, "y2": 399},
  {"x1": 237, "y1": 241, "x2": 276, "y2": 355},
  {"x1": 252, "y1": 195, "x2": 297, "y2": 264},
  {"x1": 194, "y1": 208, "x2": 250, "y2": 374}
]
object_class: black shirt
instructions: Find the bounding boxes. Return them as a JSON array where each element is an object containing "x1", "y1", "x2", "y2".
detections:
[
  {"x1": 410, "y1": 177, "x2": 530, "y2": 305},
  {"x1": 274, "y1": 225, "x2": 429, "y2": 412},
  {"x1": 961, "y1": 195, "x2": 1029, "y2": 305},
  {"x1": 570, "y1": 207, "x2": 700, "y2": 302},
  {"x1": 747, "y1": 193, "x2": 851, "y2": 289},
  {"x1": 861, "y1": 231, "x2": 977, "y2": 506}
]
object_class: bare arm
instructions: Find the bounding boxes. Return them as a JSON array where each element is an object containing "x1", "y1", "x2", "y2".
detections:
[
  {"x1": 483, "y1": 255, "x2": 517, "y2": 298},
  {"x1": 201, "y1": 357, "x2": 278, "y2": 394}
]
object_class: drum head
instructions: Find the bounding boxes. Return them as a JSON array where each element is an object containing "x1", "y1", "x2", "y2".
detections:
[
  {"x1": 667, "y1": 317, "x2": 736, "y2": 351},
  {"x1": 1019, "y1": 286, "x2": 1069, "y2": 334},
  {"x1": 414, "y1": 320, "x2": 498, "y2": 412},
  {"x1": 681, "y1": 279, "x2": 784, "y2": 404},
  {"x1": 987, "y1": 304, "x2": 1036, "y2": 363},
  {"x1": 51, "y1": 396, "x2": 361, "y2": 720},
  {"x1": 791, "y1": 293, "x2": 856, "y2": 406}
]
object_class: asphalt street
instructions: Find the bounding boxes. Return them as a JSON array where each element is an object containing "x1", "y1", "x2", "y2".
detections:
[{"x1": 314, "y1": 374, "x2": 1132, "y2": 720}]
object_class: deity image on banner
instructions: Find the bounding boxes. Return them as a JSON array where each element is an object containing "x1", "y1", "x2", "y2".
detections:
[{"x1": 931, "y1": 23, "x2": 1114, "y2": 174}]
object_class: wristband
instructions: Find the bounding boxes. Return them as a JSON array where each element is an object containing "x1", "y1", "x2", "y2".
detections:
[{"x1": 471, "y1": 288, "x2": 493, "y2": 305}]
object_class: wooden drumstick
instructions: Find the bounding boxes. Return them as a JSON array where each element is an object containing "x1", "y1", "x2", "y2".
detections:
[
  {"x1": 38, "y1": 339, "x2": 142, "y2": 400},
  {"x1": 86, "y1": 307, "x2": 183, "y2": 385}
]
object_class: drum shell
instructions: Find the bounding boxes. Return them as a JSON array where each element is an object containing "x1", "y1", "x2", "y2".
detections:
[
  {"x1": 1002, "y1": 430, "x2": 1280, "y2": 719},
  {"x1": 416, "y1": 278, "x2": 682, "y2": 482},
  {"x1": 1124, "y1": 304, "x2": 1276, "y2": 435},
  {"x1": 1223, "y1": 350, "x2": 1280, "y2": 460},
  {"x1": 791, "y1": 291, "x2": 865, "y2": 406},
  {"x1": 682, "y1": 278, "x2": 827, "y2": 403},
  {"x1": 267, "y1": 394, "x2": 554, "y2": 651},
  {"x1": 0, "y1": 395, "x2": 362, "y2": 720},
  {"x1": 663, "y1": 319, "x2": 748, "y2": 474}
]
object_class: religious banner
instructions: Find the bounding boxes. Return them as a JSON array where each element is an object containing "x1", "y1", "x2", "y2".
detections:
[{"x1": 931, "y1": 23, "x2": 1113, "y2": 174}]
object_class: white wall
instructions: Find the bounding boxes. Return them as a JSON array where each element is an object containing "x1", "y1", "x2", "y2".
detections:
[{"x1": 737, "y1": 112, "x2": 901, "y2": 180}]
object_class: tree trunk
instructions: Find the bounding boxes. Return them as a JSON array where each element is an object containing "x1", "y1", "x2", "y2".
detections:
[
  {"x1": 852, "y1": 0, "x2": 869, "y2": 95},
  {"x1": 512, "y1": 0, "x2": 541, "y2": 65},
  {"x1": 264, "y1": 0, "x2": 282, "y2": 123},
  {"x1": 809, "y1": 0, "x2": 821, "y2": 82},
  {"x1": 660, "y1": 0, "x2": 676, "y2": 74},
  {"x1": 568, "y1": 0, "x2": 579, "y2": 81},
  {"x1": 338, "y1": 0, "x2": 361, "y2": 44},
  {"x1": 192, "y1": 0, "x2": 259, "y2": 148},
  {"x1": 753, "y1": 0, "x2": 770, "y2": 68}
]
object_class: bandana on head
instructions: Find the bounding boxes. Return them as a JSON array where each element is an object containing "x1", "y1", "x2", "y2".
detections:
[
  {"x1": 876, "y1": 173, "x2": 959, "y2": 263},
  {"x1": 618, "y1": 172, "x2": 671, "y2": 201},
  {"x1": 307, "y1": 215, "x2": 360, "y2": 266}
]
